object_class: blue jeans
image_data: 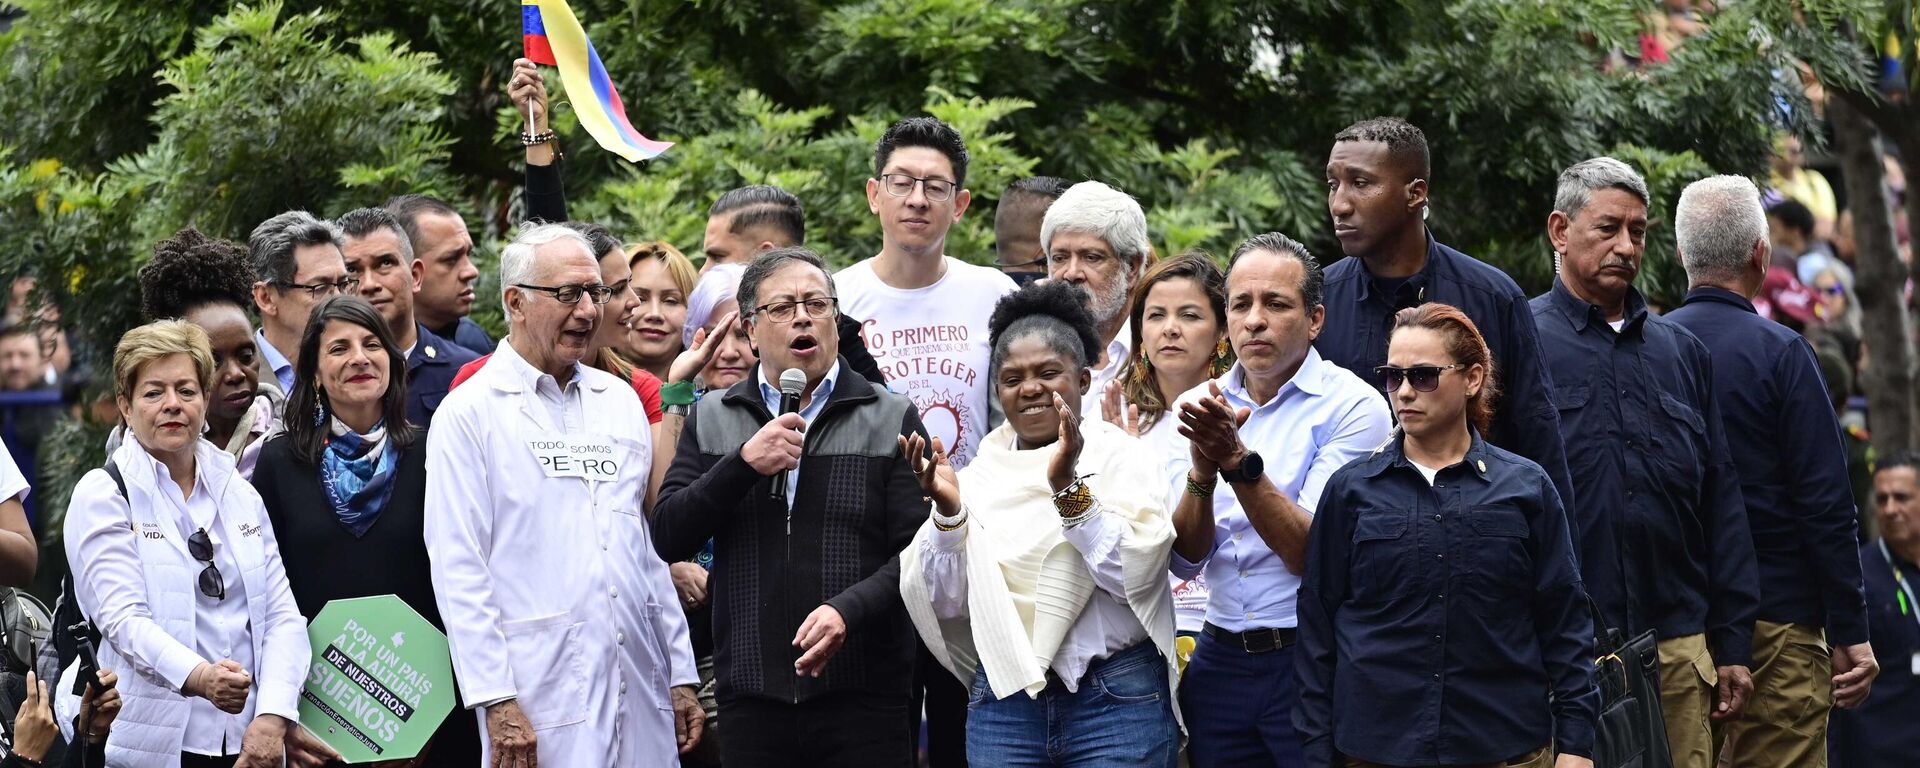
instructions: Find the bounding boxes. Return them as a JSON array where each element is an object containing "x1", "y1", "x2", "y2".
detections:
[
  {"x1": 1179, "y1": 632, "x2": 1306, "y2": 768},
  {"x1": 965, "y1": 641, "x2": 1180, "y2": 767}
]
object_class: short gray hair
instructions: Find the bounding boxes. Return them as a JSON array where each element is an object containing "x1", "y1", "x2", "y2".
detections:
[
  {"x1": 334, "y1": 207, "x2": 416, "y2": 263},
  {"x1": 249, "y1": 210, "x2": 344, "y2": 286},
  {"x1": 1676, "y1": 175, "x2": 1767, "y2": 284},
  {"x1": 1553, "y1": 157, "x2": 1650, "y2": 221},
  {"x1": 738, "y1": 247, "x2": 836, "y2": 322},
  {"x1": 1041, "y1": 181, "x2": 1151, "y2": 273},
  {"x1": 499, "y1": 223, "x2": 595, "y2": 313}
]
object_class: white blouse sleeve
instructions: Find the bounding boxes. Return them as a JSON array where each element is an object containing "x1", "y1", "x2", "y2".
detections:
[{"x1": 63, "y1": 471, "x2": 207, "y2": 692}]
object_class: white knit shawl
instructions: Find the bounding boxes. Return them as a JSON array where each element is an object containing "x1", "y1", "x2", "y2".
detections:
[{"x1": 901, "y1": 419, "x2": 1180, "y2": 717}]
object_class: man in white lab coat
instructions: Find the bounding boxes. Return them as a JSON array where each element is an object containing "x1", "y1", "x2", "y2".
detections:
[{"x1": 426, "y1": 224, "x2": 702, "y2": 767}]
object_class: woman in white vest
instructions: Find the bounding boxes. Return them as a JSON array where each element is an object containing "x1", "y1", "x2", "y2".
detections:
[
  {"x1": 64, "y1": 320, "x2": 314, "y2": 767},
  {"x1": 900, "y1": 281, "x2": 1182, "y2": 766}
]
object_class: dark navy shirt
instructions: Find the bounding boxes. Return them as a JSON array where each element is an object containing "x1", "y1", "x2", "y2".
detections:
[
  {"x1": 1296, "y1": 433, "x2": 1597, "y2": 766},
  {"x1": 436, "y1": 316, "x2": 496, "y2": 356},
  {"x1": 1317, "y1": 234, "x2": 1577, "y2": 528},
  {"x1": 1828, "y1": 542, "x2": 1920, "y2": 768},
  {"x1": 405, "y1": 323, "x2": 481, "y2": 429},
  {"x1": 1531, "y1": 279, "x2": 1758, "y2": 665},
  {"x1": 1666, "y1": 287, "x2": 1868, "y2": 644}
]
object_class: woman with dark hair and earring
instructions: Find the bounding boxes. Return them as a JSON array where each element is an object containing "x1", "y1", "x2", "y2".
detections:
[
  {"x1": 1295, "y1": 303, "x2": 1596, "y2": 768},
  {"x1": 1102, "y1": 251, "x2": 1232, "y2": 444},
  {"x1": 251, "y1": 296, "x2": 481, "y2": 766},
  {"x1": 900, "y1": 281, "x2": 1182, "y2": 766},
  {"x1": 1100, "y1": 251, "x2": 1230, "y2": 643}
]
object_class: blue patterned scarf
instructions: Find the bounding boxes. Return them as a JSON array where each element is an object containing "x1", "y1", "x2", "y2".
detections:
[{"x1": 320, "y1": 417, "x2": 400, "y2": 538}]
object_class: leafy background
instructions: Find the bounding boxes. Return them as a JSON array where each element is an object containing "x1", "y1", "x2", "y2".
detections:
[{"x1": 0, "y1": 0, "x2": 1892, "y2": 582}]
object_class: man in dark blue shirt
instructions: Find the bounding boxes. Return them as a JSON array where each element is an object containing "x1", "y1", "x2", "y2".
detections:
[
  {"x1": 1317, "y1": 118, "x2": 1575, "y2": 519},
  {"x1": 1530, "y1": 157, "x2": 1758, "y2": 768},
  {"x1": 1829, "y1": 452, "x2": 1920, "y2": 768},
  {"x1": 1663, "y1": 175, "x2": 1878, "y2": 766},
  {"x1": 336, "y1": 207, "x2": 481, "y2": 428}
]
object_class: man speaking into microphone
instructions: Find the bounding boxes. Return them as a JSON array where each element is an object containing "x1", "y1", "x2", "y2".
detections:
[{"x1": 654, "y1": 247, "x2": 930, "y2": 767}]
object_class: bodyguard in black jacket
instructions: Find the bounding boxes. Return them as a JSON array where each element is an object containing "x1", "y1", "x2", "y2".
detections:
[{"x1": 652, "y1": 248, "x2": 927, "y2": 768}]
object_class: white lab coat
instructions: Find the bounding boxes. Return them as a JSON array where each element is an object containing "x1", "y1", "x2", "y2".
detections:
[
  {"x1": 426, "y1": 343, "x2": 697, "y2": 766},
  {"x1": 62, "y1": 436, "x2": 309, "y2": 766}
]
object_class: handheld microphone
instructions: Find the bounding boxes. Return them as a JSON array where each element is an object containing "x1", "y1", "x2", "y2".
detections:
[{"x1": 772, "y1": 368, "x2": 808, "y2": 503}]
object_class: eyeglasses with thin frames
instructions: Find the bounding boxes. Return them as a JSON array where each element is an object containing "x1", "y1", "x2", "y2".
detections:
[
  {"x1": 277, "y1": 277, "x2": 360, "y2": 298},
  {"x1": 516, "y1": 283, "x2": 614, "y2": 305},
  {"x1": 187, "y1": 528, "x2": 225, "y2": 601},
  {"x1": 1374, "y1": 364, "x2": 1465, "y2": 393},
  {"x1": 877, "y1": 173, "x2": 957, "y2": 203},
  {"x1": 752, "y1": 297, "x2": 838, "y2": 323}
]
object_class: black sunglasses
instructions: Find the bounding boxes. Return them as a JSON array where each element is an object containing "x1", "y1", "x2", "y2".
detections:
[
  {"x1": 187, "y1": 528, "x2": 225, "y2": 601},
  {"x1": 1374, "y1": 364, "x2": 1465, "y2": 393}
]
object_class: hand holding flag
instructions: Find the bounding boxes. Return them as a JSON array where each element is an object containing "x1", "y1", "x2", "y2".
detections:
[{"x1": 521, "y1": 0, "x2": 672, "y2": 162}]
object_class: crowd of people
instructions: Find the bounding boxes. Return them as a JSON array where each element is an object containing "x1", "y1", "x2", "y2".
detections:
[{"x1": 0, "y1": 55, "x2": 1912, "y2": 768}]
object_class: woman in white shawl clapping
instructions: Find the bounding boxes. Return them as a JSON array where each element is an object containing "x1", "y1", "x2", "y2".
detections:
[{"x1": 899, "y1": 281, "x2": 1181, "y2": 767}]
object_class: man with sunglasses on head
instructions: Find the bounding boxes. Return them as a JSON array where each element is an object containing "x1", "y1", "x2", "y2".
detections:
[
  {"x1": 993, "y1": 176, "x2": 1068, "y2": 287},
  {"x1": 1316, "y1": 117, "x2": 1576, "y2": 525},
  {"x1": 653, "y1": 247, "x2": 928, "y2": 767},
  {"x1": 1531, "y1": 158, "x2": 1758, "y2": 768},
  {"x1": 247, "y1": 211, "x2": 351, "y2": 395},
  {"x1": 427, "y1": 224, "x2": 702, "y2": 768}
]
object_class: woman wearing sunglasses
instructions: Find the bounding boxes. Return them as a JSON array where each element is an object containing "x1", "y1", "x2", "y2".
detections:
[
  {"x1": 1295, "y1": 303, "x2": 1597, "y2": 768},
  {"x1": 64, "y1": 320, "x2": 315, "y2": 767},
  {"x1": 253, "y1": 296, "x2": 482, "y2": 766}
]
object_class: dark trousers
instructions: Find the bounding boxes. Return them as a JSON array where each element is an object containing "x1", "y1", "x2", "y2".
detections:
[
  {"x1": 721, "y1": 691, "x2": 914, "y2": 767},
  {"x1": 1178, "y1": 632, "x2": 1306, "y2": 768},
  {"x1": 180, "y1": 755, "x2": 237, "y2": 768},
  {"x1": 913, "y1": 640, "x2": 969, "y2": 768}
]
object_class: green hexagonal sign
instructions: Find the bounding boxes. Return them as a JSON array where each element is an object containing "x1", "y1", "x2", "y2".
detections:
[{"x1": 297, "y1": 595, "x2": 456, "y2": 764}]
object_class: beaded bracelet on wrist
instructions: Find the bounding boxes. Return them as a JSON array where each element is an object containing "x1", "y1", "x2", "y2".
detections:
[{"x1": 519, "y1": 129, "x2": 558, "y2": 146}]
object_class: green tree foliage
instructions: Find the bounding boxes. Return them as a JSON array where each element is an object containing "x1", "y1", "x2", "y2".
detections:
[
  {"x1": 0, "y1": 1, "x2": 458, "y2": 544},
  {"x1": 0, "y1": 0, "x2": 1873, "y2": 387}
]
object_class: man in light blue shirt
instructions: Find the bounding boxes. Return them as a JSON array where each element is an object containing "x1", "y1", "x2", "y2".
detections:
[
  {"x1": 1163, "y1": 232, "x2": 1392, "y2": 768},
  {"x1": 252, "y1": 327, "x2": 294, "y2": 394},
  {"x1": 247, "y1": 210, "x2": 352, "y2": 396}
]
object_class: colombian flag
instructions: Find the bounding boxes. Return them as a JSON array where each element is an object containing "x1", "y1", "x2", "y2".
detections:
[{"x1": 522, "y1": 0, "x2": 673, "y2": 162}]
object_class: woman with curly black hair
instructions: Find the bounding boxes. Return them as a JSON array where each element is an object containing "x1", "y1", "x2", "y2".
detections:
[
  {"x1": 900, "y1": 280, "x2": 1182, "y2": 766},
  {"x1": 138, "y1": 227, "x2": 278, "y2": 478}
]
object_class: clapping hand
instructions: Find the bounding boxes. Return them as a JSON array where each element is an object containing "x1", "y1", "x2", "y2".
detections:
[
  {"x1": 899, "y1": 432, "x2": 959, "y2": 518},
  {"x1": 1176, "y1": 381, "x2": 1251, "y2": 471},
  {"x1": 1100, "y1": 380, "x2": 1141, "y2": 437},
  {"x1": 1047, "y1": 391, "x2": 1086, "y2": 493}
]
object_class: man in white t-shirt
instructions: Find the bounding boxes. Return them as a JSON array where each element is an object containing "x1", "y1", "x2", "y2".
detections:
[{"x1": 836, "y1": 117, "x2": 1016, "y2": 472}]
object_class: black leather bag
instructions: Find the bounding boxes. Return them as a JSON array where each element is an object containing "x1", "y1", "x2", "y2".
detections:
[{"x1": 1590, "y1": 602, "x2": 1673, "y2": 768}]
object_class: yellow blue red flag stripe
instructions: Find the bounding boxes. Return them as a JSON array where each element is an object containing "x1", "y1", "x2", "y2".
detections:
[{"x1": 520, "y1": 0, "x2": 672, "y2": 162}]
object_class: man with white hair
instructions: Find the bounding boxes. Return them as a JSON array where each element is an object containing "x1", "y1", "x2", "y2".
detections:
[
  {"x1": 1665, "y1": 175, "x2": 1878, "y2": 765},
  {"x1": 1530, "y1": 158, "x2": 1758, "y2": 768},
  {"x1": 1042, "y1": 180, "x2": 1151, "y2": 419},
  {"x1": 426, "y1": 224, "x2": 702, "y2": 767}
]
